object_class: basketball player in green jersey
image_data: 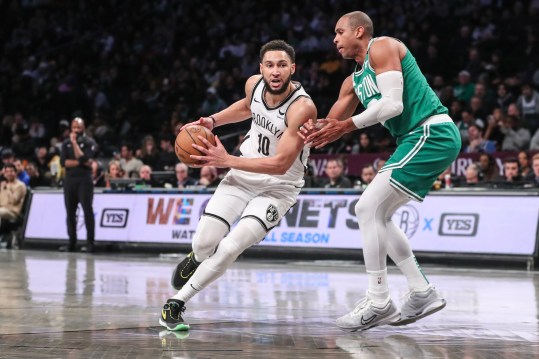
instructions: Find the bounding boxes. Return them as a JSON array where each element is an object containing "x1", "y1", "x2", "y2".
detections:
[{"x1": 301, "y1": 11, "x2": 461, "y2": 331}]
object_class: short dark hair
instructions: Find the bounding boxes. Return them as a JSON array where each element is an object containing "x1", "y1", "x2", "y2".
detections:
[
  {"x1": 3, "y1": 163, "x2": 16, "y2": 172},
  {"x1": 122, "y1": 142, "x2": 134, "y2": 152},
  {"x1": 260, "y1": 40, "x2": 295, "y2": 63},
  {"x1": 503, "y1": 157, "x2": 519, "y2": 167}
]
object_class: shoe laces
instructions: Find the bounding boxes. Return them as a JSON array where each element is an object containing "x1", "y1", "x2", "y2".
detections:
[
  {"x1": 168, "y1": 301, "x2": 186, "y2": 317},
  {"x1": 352, "y1": 297, "x2": 372, "y2": 315}
]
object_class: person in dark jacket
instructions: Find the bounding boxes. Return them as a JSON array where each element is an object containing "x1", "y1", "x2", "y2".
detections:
[{"x1": 60, "y1": 117, "x2": 97, "y2": 252}]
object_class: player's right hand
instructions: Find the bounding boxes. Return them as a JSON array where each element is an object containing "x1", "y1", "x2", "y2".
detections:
[{"x1": 179, "y1": 117, "x2": 214, "y2": 131}]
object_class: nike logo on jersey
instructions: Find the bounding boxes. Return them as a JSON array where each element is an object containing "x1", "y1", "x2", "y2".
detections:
[
  {"x1": 253, "y1": 98, "x2": 260, "y2": 103},
  {"x1": 278, "y1": 109, "x2": 285, "y2": 116}
]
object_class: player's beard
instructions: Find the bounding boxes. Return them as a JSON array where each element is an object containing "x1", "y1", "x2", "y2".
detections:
[{"x1": 264, "y1": 75, "x2": 292, "y2": 95}]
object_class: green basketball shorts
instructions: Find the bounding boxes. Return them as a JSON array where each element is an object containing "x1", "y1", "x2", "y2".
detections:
[{"x1": 379, "y1": 115, "x2": 461, "y2": 202}]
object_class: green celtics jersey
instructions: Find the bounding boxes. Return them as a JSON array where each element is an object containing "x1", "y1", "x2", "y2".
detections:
[{"x1": 352, "y1": 38, "x2": 448, "y2": 138}]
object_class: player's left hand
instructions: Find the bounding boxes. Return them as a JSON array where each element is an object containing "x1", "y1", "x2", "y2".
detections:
[
  {"x1": 190, "y1": 135, "x2": 230, "y2": 168},
  {"x1": 304, "y1": 117, "x2": 346, "y2": 149}
]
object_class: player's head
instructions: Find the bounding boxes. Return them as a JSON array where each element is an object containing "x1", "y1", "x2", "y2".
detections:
[
  {"x1": 71, "y1": 117, "x2": 85, "y2": 135},
  {"x1": 259, "y1": 40, "x2": 296, "y2": 95},
  {"x1": 334, "y1": 11, "x2": 373, "y2": 59}
]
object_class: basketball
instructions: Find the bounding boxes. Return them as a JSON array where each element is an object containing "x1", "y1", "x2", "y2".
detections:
[{"x1": 174, "y1": 125, "x2": 216, "y2": 166}]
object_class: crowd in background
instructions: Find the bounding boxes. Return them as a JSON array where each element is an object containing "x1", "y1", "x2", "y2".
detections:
[{"x1": 0, "y1": 0, "x2": 539, "y2": 190}]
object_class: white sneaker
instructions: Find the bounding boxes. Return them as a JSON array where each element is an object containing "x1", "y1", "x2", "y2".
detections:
[
  {"x1": 336, "y1": 297, "x2": 400, "y2": 332},
  {"x1": 391, "y1": 286, "x2": 446, "y2": 326}
]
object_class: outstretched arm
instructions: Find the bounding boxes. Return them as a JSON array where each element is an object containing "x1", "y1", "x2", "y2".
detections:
[
  {"x1": 182, "y1": 75, "x2": 261, "y2": 131},
  {"x1": 191, "y1": 97, "x2": 317, "y2": 175},
  {"x1": 303, "y1": 38, "x2": 404, "y2": 148}
]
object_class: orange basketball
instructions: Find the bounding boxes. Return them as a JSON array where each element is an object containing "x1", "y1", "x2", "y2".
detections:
[{"x1": 174, "y1": 125, "x2": 216, "y2": 166}]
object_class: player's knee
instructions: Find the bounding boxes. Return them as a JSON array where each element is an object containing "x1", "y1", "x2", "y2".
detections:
[
  {"x1": 192, "y1": 215, "x2": 229, "y2": 261},
  {"x1": 355, "y1": 196, "x2": 373, "y2": 225}
]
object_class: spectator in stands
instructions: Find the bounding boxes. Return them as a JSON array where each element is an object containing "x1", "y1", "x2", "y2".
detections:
[
  {"x1": 0, "y1": 164, "x2": 27, "y2": 227},
  {"x1": 91, "y1": 160, "x2": 106, "y2": 187},
  {"x1": 458, "y1": 162, "x2": 483, "y2": 186},
  {"x1": 499, "y1": 115, "x2": 531, "y2": 151},
  {"x1": 1, "y1": 148, "x2": 15, "y2": 167},
  {"x1": 32, "y1": 146, "x2": 50, "y2": 177},
  {"x1": 156, "y1": 134, "x2": 177, "y2": 171},
  {"x1": 200, "y1": 87, "x2": 227, "y2": 116},
  {"x1": 469, "y1": 96, "x2": 489, "y2": 123},
  {"x1": 478, "y1": 153, "x2": 502, "y2": 182},
  {"x1": 495, "y1": 83, "x2": 515, "y2": 113},
  {"x1": 484, "y1": 109, "x2": 505, "y2": 151},
  {"x1": 12, "y1": 122, "x2": 35, "y2": 161},
  {"x1": 175, "y1": 163, "x2": 197, "y2": 189},
  {"x1": 139, "y1": 165, "x2": 157, "y2": 187},
  {"x1": 322, "y1": 158, "x2": 352, "y2": 189},
  {"x1": 351, "y1": 132, "x2": 377, "y2": 153},
  {"x1": 516, "y1": 82, "x2": 539, "y2": 134},
  {"x1": 473, "y1": 82, "x2": 496, "y2": 115},
  {"x1": 120, "y1": 143, "x2": 143, "y2": 178},
  {"x1": 455, "y1": 109, "x2": 476, "y2": 147},
  {"x1": 139, "y1": 135, "x2": 159, "y2": 170},
  {"x1": 526, "y1": 153, "x2": 539, "y2": 186},
  {"x1": 503, "y1": 157, "x2": 523, "y2": 183},
  {"x1": 107, "y1": 160, "x2": 124, "y2": 180},
  {"x1": 463, "y1": 122, "x2": 496, "y2": 153},
  {"x1": 356, "y1": 164, "x2": 376, "y2": 189},
  {"x1": 454, "y1": 70, "x2": 475, "y2": 104},
  {"x1": 518, "y1": 151, "x2": 531, "y2": 178},
  {"x1": 0, "y1": 163, "x2": 27, "y2": 248},
  {"x1": 26, "y1": 162, "x2": 50, "y2": 188},
  {"x1": 12, "y1": 159, "x2": 29, "y2": 187},
  {"x1": 197, "y1": 166, "x2": 221, "y2": 188},
  {"x1": 530, "y1": 127, "x2": 539, "y2": 150}
]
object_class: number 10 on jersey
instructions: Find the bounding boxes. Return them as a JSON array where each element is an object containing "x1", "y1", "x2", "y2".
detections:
[{"x1": 257, "y1": 134, "x2": 270, "y2": 156}]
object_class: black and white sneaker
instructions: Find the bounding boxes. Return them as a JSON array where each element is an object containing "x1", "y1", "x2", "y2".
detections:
[
  {"x1": 159, "y1": 299, "x2": 190, "y2": 331},
  {"x1": 336, "y1": 297, "x2": 399, "y2": 332},
  {"x1": 171, "y1": 252, "x2": 200, "y2": 290}
]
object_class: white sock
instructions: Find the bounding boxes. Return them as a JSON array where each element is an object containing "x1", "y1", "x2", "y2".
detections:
[
  {"x1": 173, "y1": 275, "x2": 206, "y2": 303},
  {"x1": 366, "y1": 269, "x2": 389, "y2": 304},
  {"x1": 397, "y1": 256, "x2": 431, "y2": 292}
]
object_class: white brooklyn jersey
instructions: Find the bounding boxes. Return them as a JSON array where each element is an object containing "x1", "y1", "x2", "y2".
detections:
[{"x1": 238, "y1": 78, "x2": 311, "y2": 184}]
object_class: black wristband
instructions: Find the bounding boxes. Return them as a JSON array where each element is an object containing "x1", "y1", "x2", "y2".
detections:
[
  {"x1": 78, "y1": 155, "x2": 88, "y2": 165},
  {"x1": 209, "y1": 116, "x2": 216, "y2": 129}
]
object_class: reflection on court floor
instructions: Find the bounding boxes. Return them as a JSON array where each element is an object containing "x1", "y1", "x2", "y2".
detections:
[{"x1": 0, "y1": 250, "x2": 537, "y2": 358}]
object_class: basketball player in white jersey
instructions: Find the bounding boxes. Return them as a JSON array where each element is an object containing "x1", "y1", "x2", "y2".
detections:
[{"x1": 159, "y1": 40, "x2": 317, "y2": 331}]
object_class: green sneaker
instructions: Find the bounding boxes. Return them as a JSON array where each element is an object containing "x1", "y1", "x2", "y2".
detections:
[{"x1": 159, "y1": 299, "x2": 190, "y2": 331}]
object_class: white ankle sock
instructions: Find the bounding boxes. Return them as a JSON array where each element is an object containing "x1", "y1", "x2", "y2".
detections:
[
  {"x1": 397, "y1": 256, "x2": 431, "y2": 292},
  {"x1": 366, "y1": 269, "x2": 390, "y2": 303}
]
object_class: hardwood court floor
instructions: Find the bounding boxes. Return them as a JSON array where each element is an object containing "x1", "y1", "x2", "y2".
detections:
[{"x1": 0, "y1": 249, "x2": 537, "y2": 358}]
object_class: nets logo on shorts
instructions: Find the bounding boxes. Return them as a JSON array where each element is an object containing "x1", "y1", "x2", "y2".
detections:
[{"x1": 266, "y1": 204, "x2": 278, "y2": 222}]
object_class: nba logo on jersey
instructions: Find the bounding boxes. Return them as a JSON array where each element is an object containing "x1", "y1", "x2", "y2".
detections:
[{"x1": 266, "y1": 204, "x2": 278, "y2": 222}]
